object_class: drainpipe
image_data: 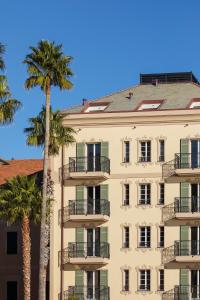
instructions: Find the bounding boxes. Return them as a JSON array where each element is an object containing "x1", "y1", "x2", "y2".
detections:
[{"x1": 60, "y1": 146, "x2": 64, "y2": 299}]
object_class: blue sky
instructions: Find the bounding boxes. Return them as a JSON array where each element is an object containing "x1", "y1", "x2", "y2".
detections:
[{"x1": 1, "y1": 0, "x2": 200, "y2": 159}]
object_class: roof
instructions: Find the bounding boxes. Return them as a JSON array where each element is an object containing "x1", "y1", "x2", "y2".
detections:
[
  {"x1": 0, "y1": 159, "x2": 43, "y2": 185},
  {"x1": 62, "y1": 76, "x2": 200, "y2": 114}
]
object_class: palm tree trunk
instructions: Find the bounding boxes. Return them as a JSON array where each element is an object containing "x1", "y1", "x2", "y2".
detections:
[
  {"x1": 39, "y1": 83, "x2": 50, "y2": 300},
  {"x1": 22, "y1": 216, "x2": 31, "y2": 300}
]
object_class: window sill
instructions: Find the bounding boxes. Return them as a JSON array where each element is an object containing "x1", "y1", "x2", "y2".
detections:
[
  {"x1": 121, "y1": 162, "x2": 132, "y2": 166},
  {"x1": 120, "y1": 290, "x2": 131, "y2": 295},
  {"x1": 136, "y1": 204, "x2": 152, "y2": 209},
  {"x1": 120, "y1": 247, "x2": 132, "y2": 252},
  {"x1": 136, "y1": 290, "x2": 152, "y2": 294},
  {"x1": 121, "y1": 204, "x2": 131, "y2": 209}
]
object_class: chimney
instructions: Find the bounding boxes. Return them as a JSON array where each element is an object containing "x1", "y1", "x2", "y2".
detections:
[
  {"x1": 82, "y1": 98, "x2": 87, "y2": 106},
  {"x1": 129, "y1": 92, "x2": 133, "y2": 100}
]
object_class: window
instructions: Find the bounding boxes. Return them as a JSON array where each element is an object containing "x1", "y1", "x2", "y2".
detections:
[
  {"x1": 84, "y1": 104, "x2": 107, "y2": 113},
  {"x1": 138, "y1": 101, "x2": 161, "y2": 111},
  {"x1": 158, "y1": 269, "x2": 164, "y2": 291},
  {"x1": 7, "y1": 281, "x2": 17, "y2": 300},
  {"x1": 159, "y1": 140, "x2": 165, "y2": 162},
  {"x1": 158, "y1": 183, "x2": 165, "y2": 205},
  {"x1": 139, "y1": 184, "x2": 151, "y2": 205},
  {"x1": 123, "y1": 141, "x2": 130, "y2": 163},
  {"x1": 139, "y1": 227, "x2": 151, "y2": 248},
  {"x1": 139, "y1": 141, "x2": 151, "y2": 162},
  {"x1": 158, "y1": 226, "x2": 164, "y2": 248},
  {"x1": 123, "y1": 227, "x2": 130, "y2": 248},
  {"x1": 122, "y1": 269, "x2": 129, "y2": 291},
  {"x1": 139, "y1": 270, "x2": 151, "y2": 291},
  {"x1": 123, "y1": 184, "x2": 130, "y2": 206},
  {"x1": 7, "y1": 232, "x2": 17, "y2": 255},
  {"x1": 190, "y1": 100, "x2": 200, "y2": 109}
]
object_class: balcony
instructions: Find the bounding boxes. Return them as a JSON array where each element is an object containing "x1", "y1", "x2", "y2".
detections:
[
  {"x1": 162, "y1": 197, "x2": 200, "y2": 225},
  {"x1": 60, "y1": 199, "x2": 110, "y2": 228},
  {"x1": 60, "y1": 242, "x2": 110, "y2": 270},
  {"x1": 163, "y1": 286, "x2": 200, "y2": 300},
  {"x1": 63, "y1": 286, "x2": 110, "y2": 300},
  {"x1": 163, "y1": 153, "x2": 200, "y2": 183},
  {"x1": 62, "y1": 156, "x2": 110, "y2": 186},
  {"x1": 162, "y1": 240, "x2": 200, "y2": 269}
]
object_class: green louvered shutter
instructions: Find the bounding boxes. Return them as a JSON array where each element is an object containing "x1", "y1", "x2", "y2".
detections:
[
  {"x1": 75, "y1": 270, "x2": 84, "y2": 299},
  {"x1": 180, "y1": 139, "x2": 189, "y2": 168},
  {"x1": 179, "y1": 269, "x2": 189, "y2": 300},
  {"x1": 101, "y1": 142, "x2": 109, "y2": 172},
  {"x1": 100, "y1": 270, "x2": 109, "y2": 300},
  {"x1": 76, "y1": 228, "x2": 84, "y2": 257},
  {"x1": 76, "y1": 186, "x2": 84, "y2": 215},
  {"x1": 100, "y1": 227, "x2": 109, "y2": 258},
  {"x1": 180, "y1": 226, "x2": 189, "y2": 256},
  {"x1": 180, "y1": 183, "x2": 189, "y2": 213},
  {"x1": 76, "y1": 143, "x2": 85, "y2": 171},
  {"x1": 100, "y1": 185, "x2": 109, "y2": 215}
]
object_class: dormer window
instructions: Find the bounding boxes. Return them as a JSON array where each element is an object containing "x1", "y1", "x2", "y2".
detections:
[
  {"x1": 190, "y1": 99, "x2": 200, "y2": 109},
  {"x1": 83, "y1": 102, "x2": 109, "y2": 113},
  {"x1": 137, "y1": 100, "x2": 163, "y2": 111}
]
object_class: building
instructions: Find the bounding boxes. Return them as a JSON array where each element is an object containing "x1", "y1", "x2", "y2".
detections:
[
  {"x1": 0, "y1": 158, "x2": 43, "y2": 300},
  {"x1": 50, "y1": 72, "x2": 200, "y2": 300}
]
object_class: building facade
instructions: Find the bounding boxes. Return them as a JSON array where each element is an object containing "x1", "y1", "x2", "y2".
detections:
[
  {"x1": 50, "y1": 72, "x2": 200, "y2": 300},
  {"x1": 0, "y1": 159, "x2": 44, "y2": 300}
]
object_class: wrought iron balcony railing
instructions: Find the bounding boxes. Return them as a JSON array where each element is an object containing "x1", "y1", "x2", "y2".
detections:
[
  {"x1": 162, "y1": 240, "x2": 200, "y2": 264},
  {"x1": 65, "y1": 156, "x2": 110, "y2": 174},
  {"x1": 162, "y1": 197, "x2": 200, "y2": 222},
  {"x1": 63, "y1": 285, "x2": 110, "y2": 300},
  {"x1": 163, "y1": 286, "x2": 200, "y2": 300},
  {"x1": 60, "y1": 199, "x2": 110, "y2": 223},
  {"x1": 60, "y1": 242, "x2": 110, "y2": 264},
  {"x1": 163, "y1": 153, "x2": 200, "y2": 179}
]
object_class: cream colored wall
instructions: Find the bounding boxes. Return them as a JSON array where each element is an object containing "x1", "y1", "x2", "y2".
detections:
[{"x1": 50, "y1": 117, "x2": 200, "y2": 300}]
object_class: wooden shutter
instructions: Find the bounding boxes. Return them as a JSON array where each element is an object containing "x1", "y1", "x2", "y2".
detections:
[
  {"x1": 101, "y1": 142, "x2": 109, "y2": 158},
  {"x1": 180, "y1": 269, "x2": 188, "y2": 296},
  {"x1": 180, "y1": 139, "x2": 189, "y2": 168},
  {"x1": 75, "y1": 270, "x2": 84, "y2": 296},
  {"x1": 76, "y1": 228, "x2": 84, "y2": 257},
  {"x1": 180, "y1": 183, "x2": 189, "y2": 212},
  {"x1": 180, "y1": 226, "x2": 189, "y2": 256},
  {"x1": 76, "y1": 143, "x2": 85, "y2": 171},
  {"x1": 100, "y1": 185, "x2": 109, "y2": 215},
  {"x1": 100, "y1": 270, "x2": 109, "y2": 300},
  {"x1": 76, "y1": 186, "x2": 84, "y2": 214},
  {"x1": 100, "y1": 227, "x2": 109, "y2": 258}
]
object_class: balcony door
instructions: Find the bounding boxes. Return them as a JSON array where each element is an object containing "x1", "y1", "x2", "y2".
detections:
[
  {"x1": 87, "y1": 186, "x2": 101, "y2": 214},
  {"x1": 191, "y1": 270, "x2": 200, "y2": 299},
  {"x1": 191, "y1": 140, "x2": 200, "y2": 169},
  {"x1": 191, "y1": 227, "x2": 200, "y2": 255},
  {"x1": 87, "y1": 271, "x2": 100, "y2": 300},
  {"x1": 191, "y1": 184, "x2": 200, "y2": 212},
  {"x1": 87, "y1": 228, "x2": 100, "y2": 257},
  {"x1": 87, "y1": 143, "x2": 101, "y2": 172}
]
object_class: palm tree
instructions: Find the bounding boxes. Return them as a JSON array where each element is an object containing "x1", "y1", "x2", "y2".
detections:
[
  {"x1": 24, "y1": 40, "x2": 73, "y2": 300},
  {"x1": 0, "y1": 175, "x2": 42, "y2": 300},
  {"x1": 0, "y1": 43, "x2": 5, "y2": 71},
  {"x1": 0, "y1": 76, "x2": 21, "y2": 124},
  {"x1": 24, "y1": 105, "x2": 76, "y2": 155},
  {"x1": 0, "y1": 43, "x2": 21, "y2": 124}
]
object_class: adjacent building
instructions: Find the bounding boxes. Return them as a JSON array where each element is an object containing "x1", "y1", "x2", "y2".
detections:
[
  {"x1": 0, "y1": 158, "x2": 43, "y2": 300},
  {"x1": 50, "y1": 72, "x2": 200, "y2": 300}
]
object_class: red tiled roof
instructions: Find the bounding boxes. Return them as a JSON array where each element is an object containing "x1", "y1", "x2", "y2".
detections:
[{"x1": 0, "y1": 159, "x2": 43, "y2": 185}]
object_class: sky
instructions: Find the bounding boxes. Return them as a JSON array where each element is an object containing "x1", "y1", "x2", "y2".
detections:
[{"x1": 1, "y1": 0, "x2": 200, "y2": 159}]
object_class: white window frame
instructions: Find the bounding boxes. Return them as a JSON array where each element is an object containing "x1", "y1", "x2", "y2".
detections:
[
  {"x1": 158, "y1": 269, "x2": 164, "y2": 291},
  {"x1": 139, "y1": 141, "x2": 151, "y2": 162},
  {"x1": 123, "y1": 141, "x2": 130, "y2": 163},
  {"x1": 123, "y1": 184, "x2": 130, "y2": 206},
  {"x1": 159, "y1": 140, "x2": 165, "y2": 162},
  {"x1": 139, "y1": 269, "x2": 151, "y2": 291},
  {"x1": 123, "y1": 226, "x2": 130, "y2": 248},
  {"x1": 122, "y1": 269, "x2": 129, "y2": 291},
  {"x1": 158, "y1": 183, "x2": 165, "y2": 205},
  {"x1": 139, "y1": 184, "x2": 151, "y2": 205},
  {"x1": 158, "y1": 226, "x2": 164, "y2": 248},
  {"x1": 139, "y1": 226, "x2": 151, "y2": 248}
]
